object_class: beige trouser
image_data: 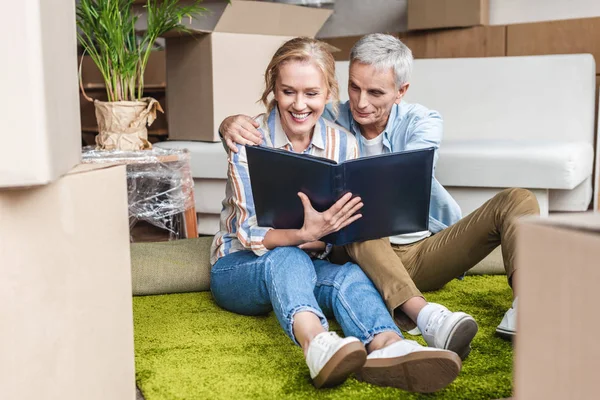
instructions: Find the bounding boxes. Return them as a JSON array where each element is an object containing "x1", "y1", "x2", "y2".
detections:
[{"x1": 329, "y1": 188, "x2": 540, "y2": 330}]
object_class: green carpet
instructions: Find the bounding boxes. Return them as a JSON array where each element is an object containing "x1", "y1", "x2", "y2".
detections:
[{"x1": 134, "y1": 275, "x2": 514, "y2": 400}]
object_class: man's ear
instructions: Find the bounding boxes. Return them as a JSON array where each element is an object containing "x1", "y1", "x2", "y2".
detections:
[{"x1": 395, "y1": 83, "x2": 410, "y2": 104}]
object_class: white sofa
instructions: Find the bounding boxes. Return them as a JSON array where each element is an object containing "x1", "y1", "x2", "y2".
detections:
[
  {"x1": 157, "y1": 53, "x2": 600, "y2": 236},
  {"x1": 338, "y1": 54, "x2": 599, "y2": 216}
]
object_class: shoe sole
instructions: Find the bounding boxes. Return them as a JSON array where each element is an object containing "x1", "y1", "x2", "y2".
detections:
[
  {"x1": 313, "y1": 341, "x2": 367, "y2": 389},
  {"x1": 443, "y1": 315, "x2": 478, "y2": 360},
  {"x1": 495, "y1": 327, "x2": 516, "y2": 340},
  {"x1": 355, "y1": 349, "x2": 462, "y2": 393}
]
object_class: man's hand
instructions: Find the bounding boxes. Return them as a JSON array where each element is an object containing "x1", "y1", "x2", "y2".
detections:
[
  {"x1": 219, "y1": 114, "x2": 263, "y2": 153},
  {"x1": 298, "y1": 192, "x2": 363, "y2": 242}
]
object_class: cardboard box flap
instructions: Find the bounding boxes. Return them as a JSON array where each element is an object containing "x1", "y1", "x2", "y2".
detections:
[
  {"x1": 134, "y1": 1, "x2": 227, "y2": 36},
  {"x1": 213, "y1": 0, "x2": 331, "y2": 36},
  {"x1": 139, "y1": 0, "x2": 331, "y2": 37},
  {"x1": 181, "y1": 1, "x2": 229, "y2": 34},
  {"x1": 523, "y1": 213, "x2": 600, "y2": 234}
]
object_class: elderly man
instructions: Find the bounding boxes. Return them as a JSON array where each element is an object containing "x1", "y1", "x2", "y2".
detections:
[{"x1": 219, "y1": 33, "x2": 539, "y2": 359}]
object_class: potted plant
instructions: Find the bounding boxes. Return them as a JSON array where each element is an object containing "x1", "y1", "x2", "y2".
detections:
[{"x1": 76, "y1": 0, "x2": 205, "y2": 151}]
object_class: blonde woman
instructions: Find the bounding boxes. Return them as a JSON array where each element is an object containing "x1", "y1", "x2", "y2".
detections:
[{"x1": 209, "y1": 37, "x2": 461, "y2": 393}]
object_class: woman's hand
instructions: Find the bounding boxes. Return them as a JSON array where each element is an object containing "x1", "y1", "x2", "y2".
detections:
[
  {"x1": 219, "y1": 114, "x2": 263, "y2": 153},
  {"x1": 298, "y1": 241, "x2": 327, "y2": 252},
  {"x1": 298, "y1": 192, "x2": 363, "y2": 242}
]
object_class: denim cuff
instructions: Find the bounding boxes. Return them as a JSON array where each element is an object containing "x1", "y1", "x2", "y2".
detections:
[
  {"x1": 286, "y1": 305, "x2": 329, "y2": 346},
  {"x1": 360, "y1": 325, "x2": 403, "y2": 345}
]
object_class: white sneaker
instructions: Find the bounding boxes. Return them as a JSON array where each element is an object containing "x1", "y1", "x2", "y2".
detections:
[
  {"x1": 356, "y1": 339, "x2": 461, "y2": 393},
  {"x1": 306, "y1": 332, "x2": 366, "y2": 388},
  {"x1": 496, "y1": 298, "x2": 517, "y2": 339},
  {"x1": 420, "y1": 304, "x2": 478, "y2": 360}
]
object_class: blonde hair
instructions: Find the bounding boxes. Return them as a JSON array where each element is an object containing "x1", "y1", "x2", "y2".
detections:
[{"x1": 260, "y1": 37, "x2": 339, "y2": 117}]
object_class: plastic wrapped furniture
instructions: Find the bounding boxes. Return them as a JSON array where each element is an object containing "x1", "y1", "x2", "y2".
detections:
[{"x1": 82, "y1": 146, "x2": 197, "y2": 241}]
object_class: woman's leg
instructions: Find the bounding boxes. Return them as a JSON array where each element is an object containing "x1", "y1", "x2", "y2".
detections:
[
  {"x1": 211, "y1": 247, "x2": 328, "y2": 344},
  {"x1": 211, "y1": 247, "x2": 366, "y2": 388},
  {"x1": 312, "y1": 260, "x2": 462, "y2": 393}
]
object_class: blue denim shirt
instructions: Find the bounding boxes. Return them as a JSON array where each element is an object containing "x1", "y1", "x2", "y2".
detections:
[{"x1": 323, "y1": 101, "x2": 462, "y2": 233}]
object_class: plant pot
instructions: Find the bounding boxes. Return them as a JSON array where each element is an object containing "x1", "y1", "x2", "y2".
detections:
[{"x1": 94, "y1": 97, "x2": 163, "y2": 151}]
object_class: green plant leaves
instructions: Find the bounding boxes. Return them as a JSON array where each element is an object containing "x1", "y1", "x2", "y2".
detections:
[{"x1": 76, "y1": 0, "x2": 206, "y2": 102}]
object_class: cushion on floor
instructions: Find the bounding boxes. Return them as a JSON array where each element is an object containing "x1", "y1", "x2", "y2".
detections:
[
  {"x1": 130, "y1": 237, "x2": 504, "y2": 296},
  {"x1": 131, "y1": 237, "x2": 212, "y2": 296}
]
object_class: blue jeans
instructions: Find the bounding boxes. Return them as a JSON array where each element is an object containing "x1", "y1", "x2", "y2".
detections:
[{"x1": 210, "y1": 247, "x2": 402, "y2": 346}]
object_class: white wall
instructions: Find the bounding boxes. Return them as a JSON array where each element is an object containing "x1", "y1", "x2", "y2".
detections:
[{"x1": 489, "y1": 0, "x2": 600, "y2": 25}]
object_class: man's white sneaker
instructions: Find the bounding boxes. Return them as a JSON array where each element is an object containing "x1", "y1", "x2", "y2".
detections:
[
  {"x1": 306, "y1": 332, "x2": 367, "y2": 388},
  {"x1": 419, "y1": 304, "x2": 478, "y2": 360},
  {"x1": 496, "y1": 298, "x2": 517, "y2": 339},
  {"x1": 356, "y1": 339, "x2": 461, "y2": 393}
]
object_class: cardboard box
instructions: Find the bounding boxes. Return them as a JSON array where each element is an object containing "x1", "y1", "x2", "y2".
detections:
[
  {"x1": 398, "y1": 25, "x2": 506, "y2": 59},
  {"x1": 137, "y1": 0, "x2": 332, "y2": 142},
  {"x1": 0, "y1": 164, "x2": 135, "y2": 400},
  {"x1": 321, "y1": 34, "x2": 370, "y2": 61},
  {"x1": 322, "y1": 26, "x2": 505, "y2": 62},
  {"x1": 407, "y1": 0, "x2": 489, "y2": 31},
  {"x1": 80, "y1": 50, "x2": 167, "y2": 90},
  {"x1": 515, "y1": 213, "x2": 600, "y2": 400},
  {"x1": 507, "y1": 17, "x2": 600, "y2": 74},
  {"x1": 315, "y1": 0, "x2": 406, "y2": 39},
  {"x1": 1, "y1": 0, "x2": 81, "y2": 188}
]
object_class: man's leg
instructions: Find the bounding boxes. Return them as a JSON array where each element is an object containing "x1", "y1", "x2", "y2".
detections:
[
  {"x1": 312, "y1": 259, "x2": 461, "y2": 393},
  {"x1": 399, "y1": 188, "x2": 540, "y2": 292},
  {"x1": 331, "y1": 238, "x2": 423, "y2": 331},
  {"x1": 338, "y1": 239, "x2": 478, "y2": 359},
  {"x1": 398, "y1": 188, "x2": 540, "y2": 339}
]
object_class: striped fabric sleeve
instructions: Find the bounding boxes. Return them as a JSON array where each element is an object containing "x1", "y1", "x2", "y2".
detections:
[{"x1": 228, "y1": 145, "x2": 273, "y2": 256}]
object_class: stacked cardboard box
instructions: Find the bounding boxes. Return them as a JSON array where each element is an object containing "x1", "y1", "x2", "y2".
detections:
[
  {"x1": 321, "y1": 25, "x2": 505, "y2": 62},
  {"x1": 515, "y1": 213, "x2": 600, "y2": 399},
  {"x1": 407, "y1": 0, "x2": 489, "y2": 31},
  {"x1": 135, "y1": 0, "x2": 333, "y2": 142},
  {"x1": 0, "y1": 1, "x2": 136, "y2": 399}
]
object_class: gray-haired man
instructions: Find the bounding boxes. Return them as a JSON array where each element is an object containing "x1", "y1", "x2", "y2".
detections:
[{"x1": 220, "y1": 33, "x2": 538, "y2": 363}]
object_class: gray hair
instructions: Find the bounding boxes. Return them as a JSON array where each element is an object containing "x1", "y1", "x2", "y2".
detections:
[{"x1": 349, "y1": 33, "x2": 413, "y2": 88}]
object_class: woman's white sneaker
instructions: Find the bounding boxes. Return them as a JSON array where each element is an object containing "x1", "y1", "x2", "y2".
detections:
[
  {"x1": 356, "y1": 339, "x2": 462, "y2": 393},
  {"x1": 496, "y1": 298, "x2": 517, "y2": 339},
  {"x1": 306, "y1": 332, "x2": 367, "y2": 388},
  {"x1": 418, "y1": 303, "x2": 478, "y2": 360}
]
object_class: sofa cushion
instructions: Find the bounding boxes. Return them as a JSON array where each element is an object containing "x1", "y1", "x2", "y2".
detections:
[
  {"x1": 436, "y1": 140, "x2": 594, "y2": 190},
  {"x1": 194, "y1": 179, "x2": 226, "y2": 214},
  {"x1": 197, "y1": 213, "x2": 221, "y2": 235},
  {"x1": 155, "y1": 141, "x2": 228, "y2": 179}
]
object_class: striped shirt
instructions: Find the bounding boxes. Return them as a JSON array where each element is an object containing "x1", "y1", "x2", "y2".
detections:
[{"x1": 210, "y1": 108, "x2": 359, "y2": 265}]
